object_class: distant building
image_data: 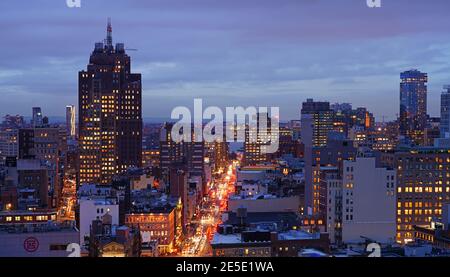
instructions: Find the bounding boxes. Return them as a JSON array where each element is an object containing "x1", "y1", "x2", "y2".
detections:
[
  {"x1": 331, "y1": 103, "x2": 352, "y2": 114},
  {"x1": 289, "y1": 120, "x2": 301, "y2": 141},
  {"x1": 301, "y1": 99, "x2": 334, "y2": 147},
  {"x1": 0, "y1": 128, "x2": 18, "y2": 165},
  {"x1": 1, "y1": 114, "x2": 24, "y2": 129},
  {"x1": 159, "y1": 122, "x2": 205, "y2": 179},
  {"x1": 425, "y1": 125, "x2": 440, "y2": 146},
  {"x1": 399, "y1": 69, "x2": 428, "y2": 145},
  {"x1": 440, "y1": 86, "x2": 450, "y2": 139},
  {"x1": 213, "y1": 140, "x2": 229, "y2": 172},
  {"x1": 271, "y1": 127, "x2": 301, "y2": 159},
  {"x1": 66, "y1": 105, "x2": 76, "y2": 138},
  {"x1": 32, "y1": 107, "x2": 43, "y2": 128},
  {"x1": 243, "y1": 113, "x2": 278, "y2": 166},
  {"x1": 142, "y1": 149, "x2": 160, "y2": 168}
]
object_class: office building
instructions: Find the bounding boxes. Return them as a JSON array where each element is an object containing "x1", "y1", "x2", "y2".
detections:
[
  {"x1": 380, "y1": 147, "x2": 450, "y2": 244},
  {"x1": 32, "y1": 107, "x2": 43, "y2": 128},
  {"x1": 78, "y1": 20, "x2": 142, "y2": 185},
  {"x1": 399, "y1": 70, "x2": 428, "y2": 145},
  {"x1": 301, "y1": 99, "x2": 334, "y2": 148},
  {"x1": 243, "y1": 113, "x2": 278, "y2": 166}
]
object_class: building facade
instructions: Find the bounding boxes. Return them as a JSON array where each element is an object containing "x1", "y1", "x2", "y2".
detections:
[
  {"x1": 341, "y1": 157, "x2": 397, "y2": 244},
  {"x1": 301, "y1": 99, "x2": 334, "y2": 148},
  {"x1": 399, "y1": 70, "x2": 428, "y2": 145},
  {"x1": 380, "y1": 148, "x2": 450, "y2": 244},
  {"x1": 78, "y1": 20, "x2": 142, "y2": 185}
]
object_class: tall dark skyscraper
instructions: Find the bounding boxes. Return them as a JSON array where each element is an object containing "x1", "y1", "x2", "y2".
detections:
[
  {"x1": 78, "y1": 19, "x2": 142, "y2": 185},
  {"x1": 399, "y1": 69, "x2": 428, "y2": 145}
]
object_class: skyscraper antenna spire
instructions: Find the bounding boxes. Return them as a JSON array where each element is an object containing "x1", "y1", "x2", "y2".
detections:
[{"x1": 106, "y1": 17, "x2": 113, "y2": 48}]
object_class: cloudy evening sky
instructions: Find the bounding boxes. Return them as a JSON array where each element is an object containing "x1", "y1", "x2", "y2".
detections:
[{"x1": 1, "y1": 0, "x2": 450, "y2": 121}]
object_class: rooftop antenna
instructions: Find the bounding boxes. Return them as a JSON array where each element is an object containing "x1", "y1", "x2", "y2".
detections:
[{"x1": 106, "y1": 18, "x2": 113, "y2": 49}]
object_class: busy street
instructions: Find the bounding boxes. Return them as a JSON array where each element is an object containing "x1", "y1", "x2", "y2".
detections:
[
  {"x1": 58, "y1": 176, "x2": 77, "y2": 221},
  {"x1": 180, "y1": 162, "x2": 236, "y2": 257}
]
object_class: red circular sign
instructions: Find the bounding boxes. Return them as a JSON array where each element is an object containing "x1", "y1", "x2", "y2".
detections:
[{"x1": 24, "y1": 237, "x2": 39, "y2": 253}]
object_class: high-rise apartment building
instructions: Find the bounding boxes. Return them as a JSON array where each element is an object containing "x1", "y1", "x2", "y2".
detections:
[
  {"x1": 399, "y1": 70, "x2": 428, "y2": 145},
  {"x1": 78, "y1": 20, "x2": 142, "y2": 185}
]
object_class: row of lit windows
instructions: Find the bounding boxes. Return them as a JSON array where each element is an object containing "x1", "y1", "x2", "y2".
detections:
[
  {"x1": 3, "y1": 214, "x2": 56, "y2": 222},
  {"x1": 398, "y1": 209, "x2": 441, "y2": 215},
  {"x1": 398, "y1": 187, "x2": 449, "y2": 193}
]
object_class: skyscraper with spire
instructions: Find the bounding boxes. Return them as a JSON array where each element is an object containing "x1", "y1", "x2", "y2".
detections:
[{"x1": 78, "y1": 19, "x2": 142, "y2": 185}]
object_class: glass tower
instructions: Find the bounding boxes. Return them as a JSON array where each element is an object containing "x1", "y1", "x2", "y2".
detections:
[{"x1": 399, "y1": 69, "x2": 428, "y2": 145}]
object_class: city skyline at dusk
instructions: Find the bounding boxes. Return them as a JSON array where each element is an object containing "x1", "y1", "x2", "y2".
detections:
[
  {"x1": 2, "y1": 0, "x2": 450, "y2": 266},
  {"x1": 2, "y1": 0, "x2": 450, "y2": 120}
]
